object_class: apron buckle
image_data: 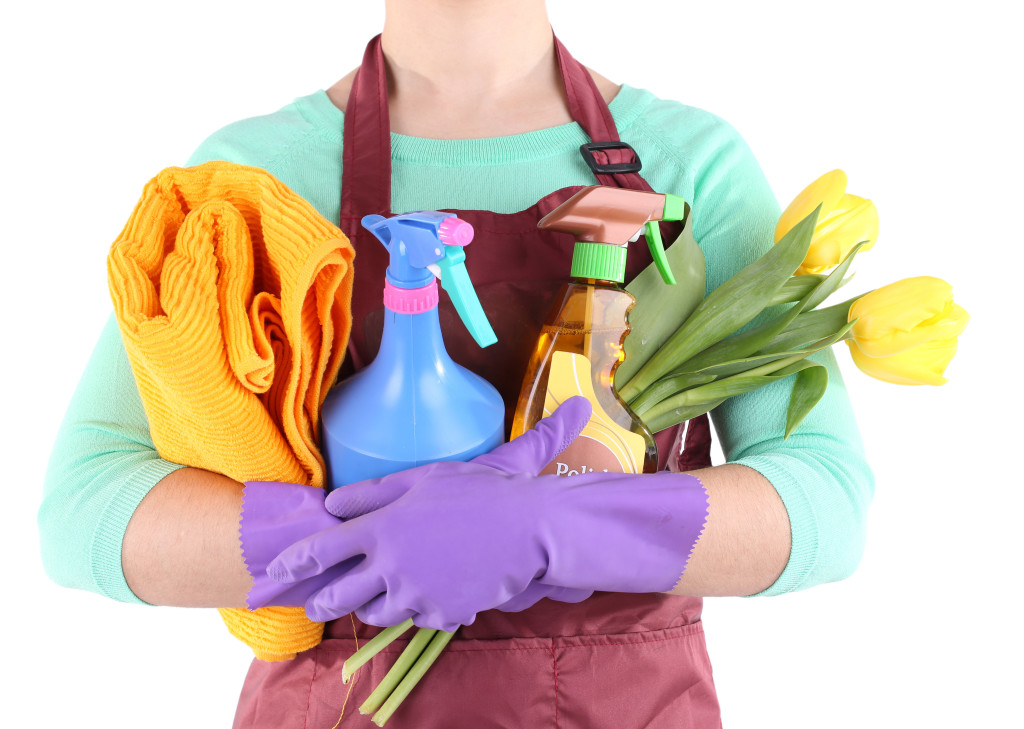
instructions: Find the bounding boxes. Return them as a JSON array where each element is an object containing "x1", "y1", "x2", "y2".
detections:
[{"x1": 579, "y1": 141, "x2": 643, "y2": 175}]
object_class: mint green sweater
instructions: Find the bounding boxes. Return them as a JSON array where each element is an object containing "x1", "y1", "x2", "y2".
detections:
[{"x1": 40, "y1": 85, "x2": 873, "y2": 604}]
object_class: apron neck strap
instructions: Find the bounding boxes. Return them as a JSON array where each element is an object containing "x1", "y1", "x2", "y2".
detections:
[
  {"x1": 341, "y1": 35, "x2": 393, "y2": 221},
  {"x1": 341, "y1": 33, "x2": 651, "y2": 219}
]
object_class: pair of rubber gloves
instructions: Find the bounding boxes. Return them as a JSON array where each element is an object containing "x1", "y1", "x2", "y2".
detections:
[{"x1": 241, "y1": 397, "x2": 709, "y2": 632}]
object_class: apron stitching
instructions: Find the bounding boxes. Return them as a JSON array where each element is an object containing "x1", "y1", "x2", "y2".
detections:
[
  {"x1": 377, "y1": 66, "x2": 388, "y2": 212},
  {"x1": 303, "y1": 645, "x2": 320, "y2": 729},
  {"x1": 342, "y1": 57, "x2": 357, "y2": 219},
  {"x1": 561, "y1": 631, "x2": 704, "y2": 650},
  {"x1": 550, "y1": 640, "x2": 560, "y2": 729},
  {"x1": 319, "y1": 625, "x2": 704, "y2": 653},
  {"x1": 317, "y1": 644, "x2": 554, "y2": 654}
]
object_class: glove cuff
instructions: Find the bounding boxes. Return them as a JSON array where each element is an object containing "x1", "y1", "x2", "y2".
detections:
[
  {"x1": 539, "y1": 471, "x2": 709, "y2": 594},
  {"x1": 240, "y1": 481, "x2": 339, "y2": 609}
]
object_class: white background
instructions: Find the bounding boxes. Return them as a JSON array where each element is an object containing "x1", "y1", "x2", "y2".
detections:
[{"x1": 3, "y1": 0, "x2": 1019, "y2": 726}]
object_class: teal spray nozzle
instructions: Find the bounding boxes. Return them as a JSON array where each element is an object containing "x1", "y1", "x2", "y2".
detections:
[
  {"x1": 537, "y1": 186, "x2": 689, "y2": 285},
  {"x1": 361, "y1": 212, "x2": 497, "y2": 347}
]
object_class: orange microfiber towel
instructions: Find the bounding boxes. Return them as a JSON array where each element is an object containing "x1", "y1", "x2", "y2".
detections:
[{"x1": 108, "y1": 161, "x2": 355, "y2": 661}]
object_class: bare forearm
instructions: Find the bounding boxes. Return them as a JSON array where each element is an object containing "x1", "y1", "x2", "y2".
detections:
[
  {"x1": 667, "y1": 464, "x2": 791, "y2": 597},
  {"x1": 122, "y1": 467, "x2": 252, "y2": 608},
  {"x1": 121, "y1": 462, "x2": 788, "y2": 607}
]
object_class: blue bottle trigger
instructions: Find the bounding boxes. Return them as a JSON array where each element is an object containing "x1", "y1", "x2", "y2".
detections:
[
  {"x1": 360, "y1": 212, "x2": 497, "y2": 348},
  {"x1": 436, "y1": 246, "x2": 497, "y2": 348}
]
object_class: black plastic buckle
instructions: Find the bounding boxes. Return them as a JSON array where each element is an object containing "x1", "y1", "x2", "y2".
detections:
[{"x1": 579, "y1": 141, "x2": 642, "y2": 175}]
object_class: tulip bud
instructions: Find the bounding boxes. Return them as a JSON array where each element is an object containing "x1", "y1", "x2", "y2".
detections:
[
  {"x1": 776, "y1": 170, "x2": 879, "y2": 275},
  {"x1": 845, "y1": 276, "x2": 969, "y2": 385}
]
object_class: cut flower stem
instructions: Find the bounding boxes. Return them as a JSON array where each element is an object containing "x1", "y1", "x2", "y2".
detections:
[
  {"x1": 372, "y1": 630, "x2": 457, "y2": 726},
  {"x1": 342, "y1": 621, "x2": 459, "y2": 725},
  {"x1": 342, "y1": 619, "x2": 415, "y2": 683},
  {"x1": 359, "y1": 628, "x2": 437, "y2": 715}
]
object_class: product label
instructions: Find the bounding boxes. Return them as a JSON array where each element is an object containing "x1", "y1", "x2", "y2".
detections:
[{"x1": 540, "y1": 351, "x2": 645, "y2": 476}]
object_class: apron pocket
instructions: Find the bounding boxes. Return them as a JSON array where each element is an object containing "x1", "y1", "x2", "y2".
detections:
[
  {"x1": 304, "y1": 633, "x2": 556, "y2": 729},
  {"x1": 234, "y1": 621, "x2": 719, "y2": 729},
  {"x1": 554, "y1": 622, "x2": 720, "y2": 729}
]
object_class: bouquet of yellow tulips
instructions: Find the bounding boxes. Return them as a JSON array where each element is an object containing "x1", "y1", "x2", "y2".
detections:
[{"x1": 616, "y1": 170, "x2": 970, "y2": 435}]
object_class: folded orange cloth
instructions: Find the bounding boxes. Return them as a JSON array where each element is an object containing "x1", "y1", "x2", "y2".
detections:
[{"x1": 108, "y1": 161, "x2": 355, "y2": 661}]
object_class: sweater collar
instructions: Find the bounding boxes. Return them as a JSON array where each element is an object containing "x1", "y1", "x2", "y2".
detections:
[{"x1": 295, "y1": 85, "x2": 653, "y2": 166}]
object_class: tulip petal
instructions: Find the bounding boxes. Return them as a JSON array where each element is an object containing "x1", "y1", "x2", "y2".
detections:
[
  {"x1": 797, "y1": 196, "x2": 879, "y2": 276},
  {"x1": 849, "y1": 277, "x2": 965, "y2": 357},
  {"x1": 776, "y1": 170, "x2": 846, "y2": 243},
  {"x1": 846, "y1": 336, "x2": 960, "y2": 386},
  {"x1": 798, "y1": 236, "x2": 843, "y2": 275},
  {"x1": 818, "y1": 195, "x2": 879, "y2": 253},
  {"x1": 827, "y1": 196, "x2": 878, "y2": 243}
]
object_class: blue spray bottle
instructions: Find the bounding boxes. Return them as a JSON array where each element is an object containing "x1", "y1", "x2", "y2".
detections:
[{"x1": 321, "y1": 211, "x2": 505, "y2": 492}]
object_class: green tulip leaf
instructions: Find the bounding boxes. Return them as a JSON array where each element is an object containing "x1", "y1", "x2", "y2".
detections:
[
  {"x1": 619, "y1": 213, "x2": 706, "y2": 386},
  {"x1": 785, "y1": 364, "x2": 829, "y2": 438},
  {"x1": 645, "y1": 398, "x2": 727, "y2": 433},
  {"x1": 629, "y1": 372, "x2": 718, "y2": 417},
  {"x1": 759, "y1": 295, "x2": 862, "y2": 353},
  {"x1": 632, "y1": 318, "x2": 854, "y2": 426},
  {"x1": 673, "y1": 240, "x2": 867, "y2": 375},
  {"x1": 680, "y1": 351, "x2": 807, "y2": 380},
  {"x1": 667, "y1": 348, "x2": 819, "y2": 387},
  {"x1": 801, "y1": 241, "x2": 869, "y2": 311},
  {"x1": 767, "y1": 273, "x2": 853, "y2": 306},
  {"x1": 617, "y1": 205, "x2": 820, "y2": 402},
  {"x1": 639, "y1": 358, "x2": 821, "y2": 428},
  {"x1": 768, "y1": 275, "x2": 825, "y2": 306},
  {"x1": 633, "y1": 351, "x2": 820, "y2": 419}
]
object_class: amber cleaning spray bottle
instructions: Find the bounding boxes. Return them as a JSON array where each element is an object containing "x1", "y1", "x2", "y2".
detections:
[{"x1": 510, "y1": 186, "x2": 685, "y2": 475}]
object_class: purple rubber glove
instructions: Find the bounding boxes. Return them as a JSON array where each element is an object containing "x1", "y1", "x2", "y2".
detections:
[
  {"x1": 242, "y1": 481, "x2": 582, "y2": 615},
  {"x1": 239, "y1": 481, "x2": 353, "y2": 610},
  {"x1": 267, "y1": 397, "x2": 708, "y2": 631}
]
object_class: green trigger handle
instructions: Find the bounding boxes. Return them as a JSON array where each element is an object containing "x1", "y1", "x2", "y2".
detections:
[
  {"x1": 437, "y1": 247, "x2": 498, "y2": 348},
  {"x1": 643, "y1": 193, "x2": 690, "y2": 286}
]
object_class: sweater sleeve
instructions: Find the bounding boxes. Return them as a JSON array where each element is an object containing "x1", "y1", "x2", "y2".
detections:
[
  {"x1": 696, "y1": 121, "x2": 874, "y2": 595},
  {"x1": 635, "y1": 104, "x2": 875, "y2": 595},
  {"x1": 38, "y1": 115, "x2": 308, "y2": 603},
  {"x1": 40, "y1": 316, "x2": 184, "y2": 603}
]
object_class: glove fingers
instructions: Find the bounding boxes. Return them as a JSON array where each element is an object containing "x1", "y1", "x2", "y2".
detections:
[
  {"x1": 494, "y1": 584, "x2": 594, "y2": 613},
  {"x1": 542, "y1": 586, "x2": 594, "y2": 604},
  {"x1": 305, "y1": 560, "x2": 386, "y2": 623},
  {"x1": 267, "y1": 522, "x2": 367, "y2": 583},
  {"x1": 355, "y1": 593, "x2": 417, "y2": 629},
  {"x1": 325, "y1": 477, "x2": 410, "y2": 519},
  {"x1": 472, "y1": 396, "x2": 592, "y2": 475},
  {"x1": 413, "y1": 611, "x2": 469, "y2": 633},
  {"x1": 493, "y1": 582, "x2": 552, "y2": 613},
  {"x1": 248, "y1": 556, "x2": 361, "y2": 610}
]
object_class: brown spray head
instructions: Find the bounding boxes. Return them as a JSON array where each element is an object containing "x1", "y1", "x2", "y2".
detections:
[{"x1": 538, "y1": 186, "x2": 688, "y2": 284}]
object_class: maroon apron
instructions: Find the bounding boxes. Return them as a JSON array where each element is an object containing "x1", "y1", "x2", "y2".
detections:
[{"x1": 233, "y1": 35, "x2": 721, "y2": 729}]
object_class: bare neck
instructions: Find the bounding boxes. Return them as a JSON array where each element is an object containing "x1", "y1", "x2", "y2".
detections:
[{"x1": 327, "y1": 0, "x2": 619, "y2": 139}]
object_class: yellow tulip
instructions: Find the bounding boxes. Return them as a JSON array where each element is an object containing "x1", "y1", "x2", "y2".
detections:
[
  {"x1": 775, "y1": 170, "x2": 880, "y2": 275},
  {"x1": 845, "y1": 277, "x2": 969, "y2": 385}
]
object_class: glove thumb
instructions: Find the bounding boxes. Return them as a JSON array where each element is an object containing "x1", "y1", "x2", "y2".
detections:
[
  {"x1": 324, "y1": 476, "x2": 410, "y2": 519},
  {"x1": 472, "y1": 396, "x2": 592, "y2": 475}
]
